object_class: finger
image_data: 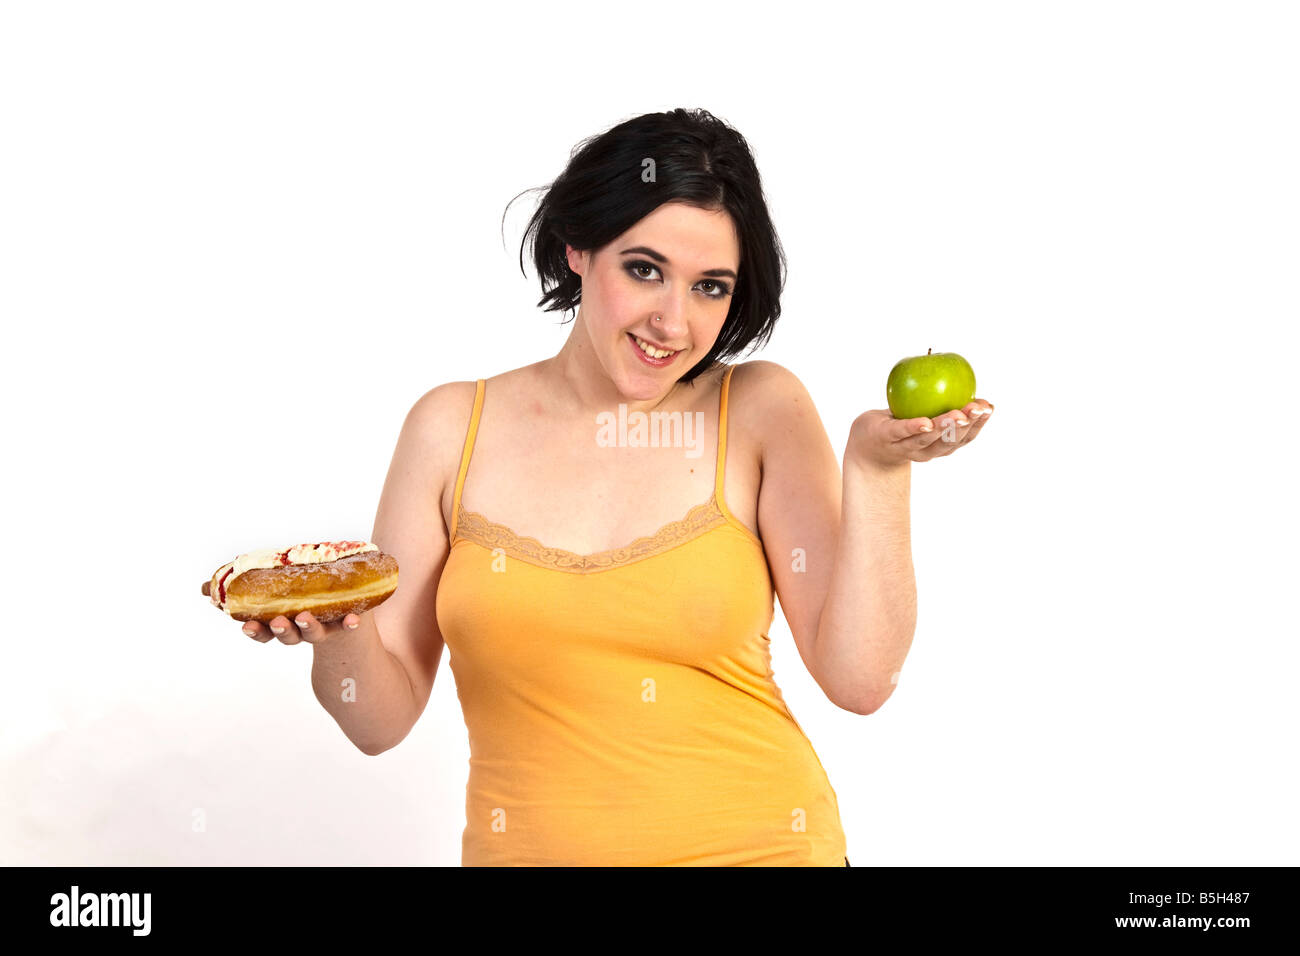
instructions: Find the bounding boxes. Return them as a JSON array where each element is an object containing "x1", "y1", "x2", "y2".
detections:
[
  {"x1": 904, "y1": 412, "x2": 965, "y2": 457},
  {"x1": 964, "y1": 400, "x2": 994, "y2": 432},
  {"x1": 242, "y1": 620, "x2": 275, "y2": 643},
  {"x1": 928, "y1": 409, "x2": 972, "y2": 448},
  {"x1": 898, "y1": 418, "x2": 933, "y2": 441},
  {"x1": 293, "y1": 611, "x2": 333, "y2": 644},
  {"x1": 269, "y1": 614, "x2": 304, "y2": 645}
]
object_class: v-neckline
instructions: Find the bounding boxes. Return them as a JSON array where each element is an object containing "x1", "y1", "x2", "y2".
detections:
[{"x1": 453, "y1": 491, "x2": 731, "y2": 574}]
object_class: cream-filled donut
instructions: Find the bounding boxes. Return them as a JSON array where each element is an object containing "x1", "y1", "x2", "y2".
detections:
[{"x1": 203, "y1": 541, "x2": 398, "y2": 624}]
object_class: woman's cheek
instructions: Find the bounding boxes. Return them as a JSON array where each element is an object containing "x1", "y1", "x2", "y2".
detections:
[{"x1": 600, "y1": 275, "x2": 645, "y2": 322}]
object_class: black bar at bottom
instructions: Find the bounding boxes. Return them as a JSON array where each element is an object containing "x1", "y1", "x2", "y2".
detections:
[{"x1": 5, "y1": 865, "x2": 1292, "y2": 941}]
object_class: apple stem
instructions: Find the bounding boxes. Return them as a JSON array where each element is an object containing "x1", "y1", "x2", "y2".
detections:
[{"x1": 927, "y1": 348, "x2": 932, "y2": 355}]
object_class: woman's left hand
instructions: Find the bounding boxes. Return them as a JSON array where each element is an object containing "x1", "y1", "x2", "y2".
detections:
[{"x1": 847, "y1": 399, "x2": 995, "y2": 471}]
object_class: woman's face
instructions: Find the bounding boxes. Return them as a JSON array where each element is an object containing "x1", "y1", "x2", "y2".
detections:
[{"x1": 565, "y1": 201, "x2": 740, "y2": 398}]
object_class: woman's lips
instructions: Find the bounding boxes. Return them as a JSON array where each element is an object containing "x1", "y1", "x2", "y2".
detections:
[{"x1": 627, "y1": 332, "x2": 680, "y2": 367}]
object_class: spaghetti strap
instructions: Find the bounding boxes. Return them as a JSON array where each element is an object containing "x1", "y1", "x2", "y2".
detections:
[
  {"x1": 714, "y1": 364, "x2": 740, "y2": 523},
  {"x1": 450, "y1": 379, "x2": 486, "y2": 541}
]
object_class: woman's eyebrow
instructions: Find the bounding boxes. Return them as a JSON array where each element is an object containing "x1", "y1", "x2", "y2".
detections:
[{"x1": 619, "y1": 245, "x2": 737, "y2": 281}]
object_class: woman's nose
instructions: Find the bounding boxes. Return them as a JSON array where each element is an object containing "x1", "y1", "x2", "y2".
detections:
[{"x1": 651, "y1": 300, "x2": 689, "y2": 335}]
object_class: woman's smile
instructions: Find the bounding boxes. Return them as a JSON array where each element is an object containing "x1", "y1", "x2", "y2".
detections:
[{"x1": 627, "y1": 331, "x2": 682, "y2": 367}]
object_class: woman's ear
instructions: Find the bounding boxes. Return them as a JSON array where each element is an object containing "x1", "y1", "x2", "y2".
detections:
[{"x1": 564, "y1": 244, "x2": 587, "y2": 277}]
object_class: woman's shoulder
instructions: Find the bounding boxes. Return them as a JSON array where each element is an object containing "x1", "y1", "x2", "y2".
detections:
[
  {"x1": 396, "y1": 380, "x2": 484, "y2": 483},
  {"x1": 409, "y1": 360, "x2": 540, "y2": 406},
  {"x1": 725, "y1": 359, "x2": 815, "y2": 416},
  {"x1": 724, "y1": 360, "x2": 822, "y2": 458},
  {"x1": 726, "y1": 357, "x2": 804, "y2": 388},
  {"x1": 403, "y1": 361, "x2": 544, "y2": 447},
  {"x1": 406, "y1": 378, "x2": 481, "y2": 429}
]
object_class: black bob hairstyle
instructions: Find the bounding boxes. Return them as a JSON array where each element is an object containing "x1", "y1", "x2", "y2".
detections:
[{"x1": 504, "y1": 108, "x2": 787, "y2": 386}]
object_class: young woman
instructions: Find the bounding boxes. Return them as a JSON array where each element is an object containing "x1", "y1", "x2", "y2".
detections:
[{"x1": 242, "y1": 108, "x2": 994, "y2": 866}]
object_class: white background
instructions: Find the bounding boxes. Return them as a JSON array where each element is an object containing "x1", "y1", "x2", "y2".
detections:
[{"x1": 2, "y1": 0, "x2": 1296, "y2": 866}]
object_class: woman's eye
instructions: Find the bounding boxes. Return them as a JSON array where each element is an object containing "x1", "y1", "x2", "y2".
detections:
[{"x1": 625, "y1": 261, "x2": 731, "y2": 298}]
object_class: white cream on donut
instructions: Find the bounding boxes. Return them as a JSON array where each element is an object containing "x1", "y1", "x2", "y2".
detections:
[{"x1": 210, "y1": 540, "x2": 378, "y2": 611}]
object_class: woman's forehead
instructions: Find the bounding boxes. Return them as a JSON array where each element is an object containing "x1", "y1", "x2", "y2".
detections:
[{"x1": 614, "y1": 204, "x2": 739, "y2": 265}]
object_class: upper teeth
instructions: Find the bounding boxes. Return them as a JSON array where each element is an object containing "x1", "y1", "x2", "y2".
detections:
[{"x1": 633, "y1": 335, "x2": 676, "y2": 359}]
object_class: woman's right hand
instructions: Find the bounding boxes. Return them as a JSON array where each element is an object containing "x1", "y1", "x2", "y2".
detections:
[{"x1": 241, "y1": 610, "x2": 361, "y2": 645}]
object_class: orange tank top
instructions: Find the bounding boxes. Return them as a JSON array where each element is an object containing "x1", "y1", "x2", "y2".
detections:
[{"x1": 434, "y1": 364, "x2": 848, "y2": 866}]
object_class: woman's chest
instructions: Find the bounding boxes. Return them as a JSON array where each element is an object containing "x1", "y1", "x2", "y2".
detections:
[{"x1": 439, "y1": 387, "x2": 761, "y2": 558}]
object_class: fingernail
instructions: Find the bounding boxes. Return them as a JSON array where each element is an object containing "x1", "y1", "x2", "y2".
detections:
[
  {"x1": 243, "y1": 626, "x2": 256, "y2": 636},
  {"x1": 271, "y1": 625, "x2": 284, "y2": 635},
  {"x1": 919, "y1": 424, "x2": 932, "y2": 432},
  {"x1": 346, "y1": 620, "x2": 359, "y2": 629},
  {"x1": 296, "y1": 617, "x2": 310, "y2": 629}
]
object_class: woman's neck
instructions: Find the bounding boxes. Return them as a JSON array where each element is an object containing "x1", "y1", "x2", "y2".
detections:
[{"x1": 540, "y1": 330, "x2": 687, "y2": 420}]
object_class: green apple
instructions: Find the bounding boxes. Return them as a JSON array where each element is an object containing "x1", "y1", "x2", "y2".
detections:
[{"x1": 886, "y1": 349, "x2": 976, "y2": 420}]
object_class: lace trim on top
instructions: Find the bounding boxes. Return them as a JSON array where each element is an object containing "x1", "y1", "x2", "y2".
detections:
[{"x1": 455, "y1": 494, "x2": 729, "y2": 573}]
